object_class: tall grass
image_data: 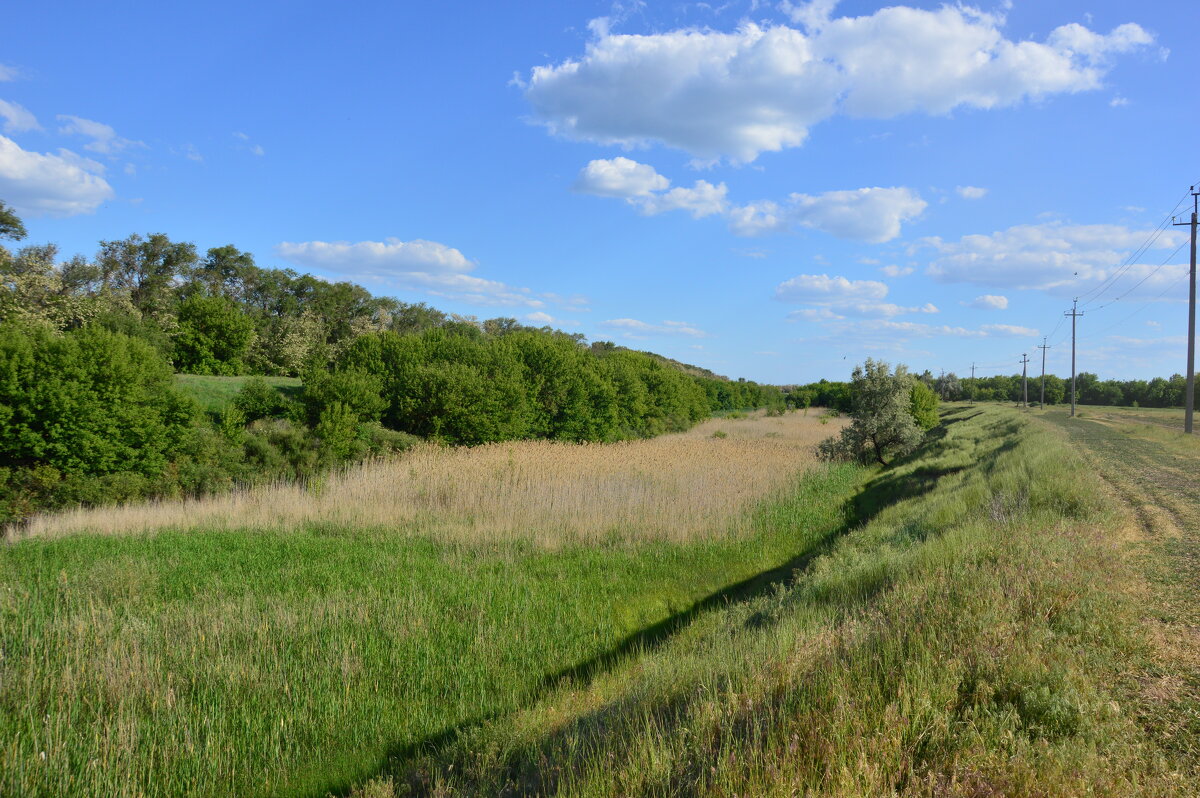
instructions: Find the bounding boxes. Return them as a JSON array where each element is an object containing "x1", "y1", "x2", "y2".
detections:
[
  {"x1": 12, "y1": 412, "x2": 841, "y2": 544},
  {"x1": 352, "y1": 405, "x2": 1191, "y2": 796},
  {"x1": 0, "y1": 412, "x2": 860, "y2": 797}
]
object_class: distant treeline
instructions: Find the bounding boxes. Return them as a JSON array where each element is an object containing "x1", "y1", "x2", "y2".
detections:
[
  {"x1": 789, "y1": 370, "x2": 1191, "y2": 411},
  {"x1": 0, "y1": 204, "x2": 782, "y2": 520}
]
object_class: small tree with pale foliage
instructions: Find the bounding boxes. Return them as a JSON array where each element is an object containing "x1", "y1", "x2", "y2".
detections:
[{"x1": 819, "y1": 359, "x2": 926, "y2": 465}]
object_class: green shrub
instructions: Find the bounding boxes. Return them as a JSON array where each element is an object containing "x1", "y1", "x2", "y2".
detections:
[{"x1": 909, "y1": 380, "x2": 940, "y2": 430}]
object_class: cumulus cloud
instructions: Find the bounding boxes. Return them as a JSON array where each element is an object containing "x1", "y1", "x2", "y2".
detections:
[
  {"x1": 981, "y1": 323, "x2": 1037, "y2": 337},
  {"x1": 276, "y1": 238, "x2": 555, "y2": 308},
  {"x1": 969, "y1": 294, "x2": 1008, "y2": 310},
  {"x1": 57, "y1": 115, "x2": 144, "y2": 155},
  {"x1": 956, "y1": 185, "x2": 988, "y2": 199},
  {"x1": 574, "y1": 156, "x2": 669, "y2": 197},
  {"x1": 806, "y1": 318, "x2": 1037, "y2": 345},
  {"x1": 0, "y1": 135, "x2": 114, "y2": 216},
  {"x1": 924, "y1": 222, "x2": 1187, "y2": 293},
  {"x1": 524, "y1": 7, "x2": 1152, "y2": 162},
  {"x1": 880, "y1": 264, "x2": 914, "y2": 277},
  {"x1": 600, "y1": 318, "x2": 709, "y2": 338},
  {"x1": 576, "y1": 158, "x2": 923, "y2": 241},
  {"x1": 0, "y1": 100, "x2": 39, "y2": 133},
  {"x1": 775, "y1": 273, "x2": 888, "y2": 303}
]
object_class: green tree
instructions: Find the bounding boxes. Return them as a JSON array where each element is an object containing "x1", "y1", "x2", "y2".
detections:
[
  {"x1": 173, "y1": 294, "x2": 256, "y2": 375},
  {"x1": 0, "y1": 199, "x2": 27, "y2": 241},
  {"x1": 819, "y1": 359, "x2": 926, "y2": 465},
  {"x1": 0, "y1": 322, "x2": 195, "y2": 477}
]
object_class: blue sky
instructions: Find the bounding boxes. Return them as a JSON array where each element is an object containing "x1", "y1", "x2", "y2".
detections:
[{"x1": 2, "y1": 0, "x2": 1197, "y2": 383}]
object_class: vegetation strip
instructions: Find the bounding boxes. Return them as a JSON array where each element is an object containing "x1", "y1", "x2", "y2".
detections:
[
  {"x1": 347, "y1": 405, "x2": 1199, "y2": 796},
  {"x1": 0, "y1": 416, "x2": 861, "y2": 797}
]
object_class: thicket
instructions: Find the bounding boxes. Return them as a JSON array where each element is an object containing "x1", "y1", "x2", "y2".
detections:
[{"x1": 0, "y1": 204, "x2": 783, "y2": 520}]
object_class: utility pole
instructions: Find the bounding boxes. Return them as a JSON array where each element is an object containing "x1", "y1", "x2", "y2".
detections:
[
  {"x1": 1037, "y1": 337, "x2": 1051, "y2": 407},
  {"x1": 970, "y1": 362, "x2": 976, "y2": 380},
  {"x1": 1020, "y1": 353, "x2": 1030, "y2": 407},
  {"x1": 1173, "y1": 186, "x2": 1199, "y2": 434},
  {"x1": 1065, "y1": 299, "x2": 1084, "y2": 418}
]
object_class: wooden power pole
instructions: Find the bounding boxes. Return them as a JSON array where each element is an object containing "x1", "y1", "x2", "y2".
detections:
[
  {"x1": 1020, "y1": 353, "x2": 1030, "y2": 407},
  {"x1": 1037, "y1": 337, "x2": 1050, "y2": 407},
  {"x1": 1065, "y1": 299, "x2": 1084, "y2": 418},
  {"x1": 1174, "y1": 186, "x2": 1199, "y2": 434}
]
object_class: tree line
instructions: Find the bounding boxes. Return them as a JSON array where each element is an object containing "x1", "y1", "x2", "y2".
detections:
[
  {"x1": 0, "y1": 201, "x2": 783, "y2": 521},
  {"x1": 788, "y1": 369, "x2": 1191, "y2": 411}
]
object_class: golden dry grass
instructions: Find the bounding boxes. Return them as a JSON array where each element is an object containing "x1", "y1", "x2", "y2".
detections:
[{"x1": 10, "y1": 411, "x2": 844, "y2": 545}]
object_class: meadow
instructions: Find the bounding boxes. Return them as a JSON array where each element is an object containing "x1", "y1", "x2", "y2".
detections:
[
  {"x1": 5, "y1": 404, "x2": 1199, "y2": 797},
  {"x1": 0, "y1": 412, "x2": 862, "y2": 797},
  {"x1": 173, "y1": 374, "x2": 303, "y2": 413}
]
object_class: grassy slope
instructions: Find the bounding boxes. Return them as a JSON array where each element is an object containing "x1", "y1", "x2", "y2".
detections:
[
  {"x1": 351, "y1": 404, "x2": 1197, "y2": 796},
  {"x1": 0, "y1": 463, "x2": 863, "y2": 797},
  {"x1": 173, "y1": 374, "x2": 303, "y2": 412}
]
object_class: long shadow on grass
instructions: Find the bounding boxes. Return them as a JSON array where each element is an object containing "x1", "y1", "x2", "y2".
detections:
[{"x1": 318, "y1": 434, "x2": 971, "y2": 798}]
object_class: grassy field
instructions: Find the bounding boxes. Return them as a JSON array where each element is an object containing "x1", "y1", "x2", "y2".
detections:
[
  {"x1": 6, "y1": 404, "x2": 1199, "y2": 796},
  {"x1": 347, "y1": 404, "x2": 1199, "y2": 796},
  {"x1": 173, "y1": 374, "x2": 303, "y2": 413},
  {"x1": 0, "y1": 413, "x2": 863, "y2": 797}
]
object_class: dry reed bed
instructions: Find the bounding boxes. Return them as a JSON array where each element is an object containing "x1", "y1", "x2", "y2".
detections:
[{"x1": 11, "y1": 412, "x2": 842, "y2": 545}]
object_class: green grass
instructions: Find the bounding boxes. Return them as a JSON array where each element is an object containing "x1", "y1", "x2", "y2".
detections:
[
  {"x1": 6, "y1": 404, "x2": 1195, "y2": 797},
  {"x1": 0, "y1": 463, "x2": 865, "y2": 797},
  {"x1": 350, "y1": 404, "x2": 1196, "y2": 796},
  {"x1": 173, "y1": 374, "x2": 303, "y2": 413}
]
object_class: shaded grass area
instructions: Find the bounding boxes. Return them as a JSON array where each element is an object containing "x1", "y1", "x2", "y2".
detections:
[
  {"x1": 0, "y1": 463, "x2": 864, "y2": 797},
  {"x1": 174, "y1": 373, "x2": 302, "y2": 412},
  {"x1": 350, "y1": 404, "x2": 1194, "y2": 797}
]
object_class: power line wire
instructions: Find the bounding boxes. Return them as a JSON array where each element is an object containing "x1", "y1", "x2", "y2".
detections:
[{"x1": 1077, "y1": 189, "x2": 1191, "y2": 308}]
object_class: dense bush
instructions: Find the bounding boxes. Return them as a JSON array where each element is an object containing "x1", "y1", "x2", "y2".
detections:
[
  {"x1": 909, "y1": 380, "x2": 940, "y2": 430},
  {"x1": 320, "y1": 326, "x2": 768, "y2": 446}
]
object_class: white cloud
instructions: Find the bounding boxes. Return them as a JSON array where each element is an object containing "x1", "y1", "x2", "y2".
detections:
[
  {"x1": 526, "y1": 311, "x2": 556, "y2": 324},
  {"x1": 981, "y1": 323, "x2": 1038, "y2": 337},
  {"x1": 880, "y1": 264, "x2": 914, "y2": 277},
  {"x1": 57, "y1": 115, "x2": 144, "y2": 155},
  {"x1": 600, "y1": 318, "x2": 709, "y2": 338},
  {"x1": 0, "y1": 64, "x2": 20, "y2": 82},
  {"x1": 924, "y1": 222, "x2": 1187, "y2": 293},
  {"x1": 968, "y1": 294, "x2": 1008, "y2": 310},
  {"x1": 956, "y1": 185, "x2": 987, "y2": 199},
  {"x1": 777, "y1": 273, "x2": 937, "y2": 320},
  {"x1": 0, "y1": 100, "x2": 39, "y2": 133},
  {"x1": 1110, "y1": 96, "x2": 1129, "y2": 107},
  {"x1": 728, "y1": 186, "x2": 926, "y2": 242},
  {"x1": 574, "y1": 156, "x2": 669, "y2": 198},
  {"x1": 524, "y1": 8, "x2": 1152, "y2": 162},
  {"x1": 790, "y1": 187, "x2": 926, "y2": 243},
  {"x1": 0, "y1": 135, "x2": 114, "y2": 216},
  {"x1": 276, "y1": 238, "x2": 554, "y2": 308},
  {"x1": 807, "y1": 318, "x2": 1037, "y2": 344},
  {"x1": 775, "y1": 273, "x2": 888, "y2": 303},
  {"x1": 578, "y1": 157, "x2": 923, "y2": 241},
  {"x1": 640, "y1": 179, "x2": 728, "y2": 218}
]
